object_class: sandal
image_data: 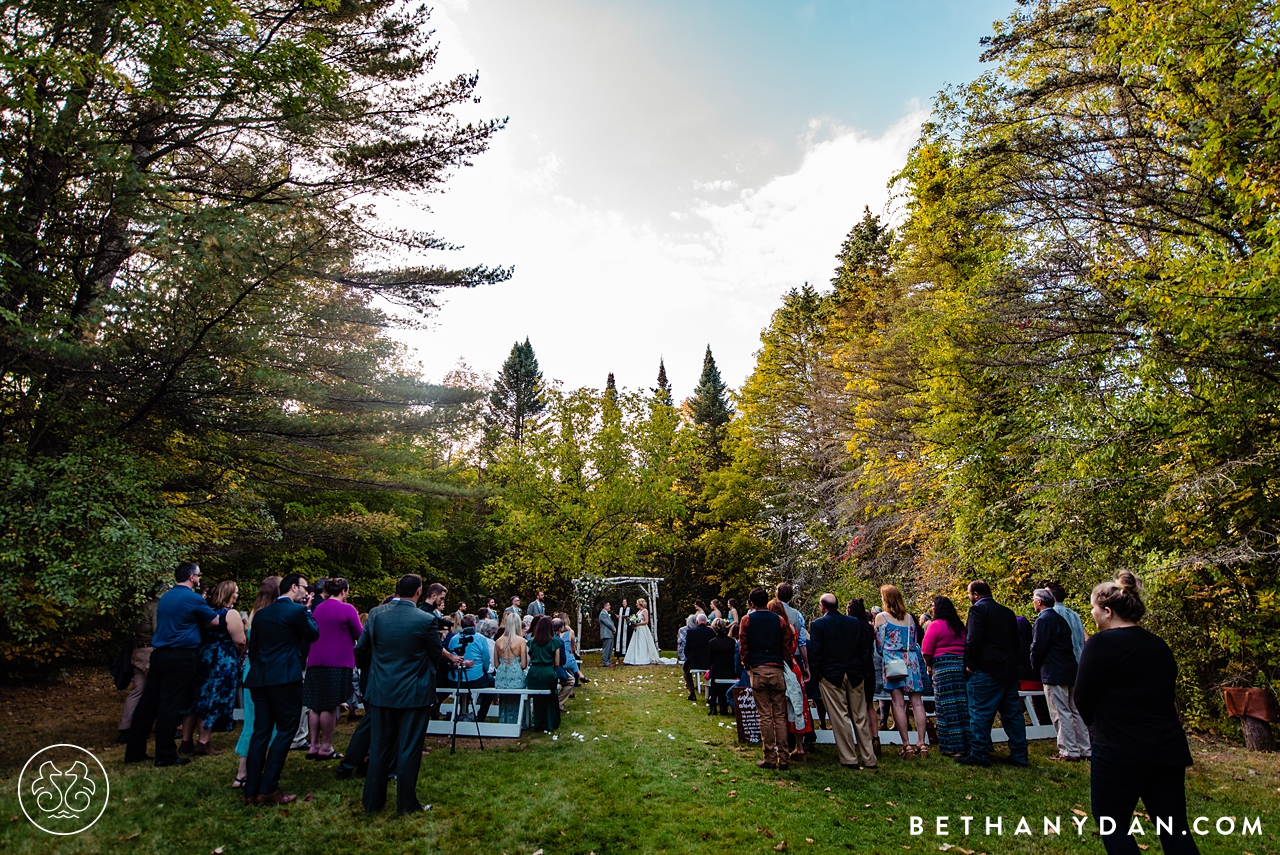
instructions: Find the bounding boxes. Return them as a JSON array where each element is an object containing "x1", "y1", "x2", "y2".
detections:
[
  {"x1": 311, "y1": 751, "x2": 343, "y2": 761},
  {"x1": 231, "y1": 776, "x2": 247, "y2": 789},
  {"x1": 915, "y1": 745, "x2": 928, "y2": 759},
  {"x1": 899, "y1": 746, "x2": 914, "y2": 760}
]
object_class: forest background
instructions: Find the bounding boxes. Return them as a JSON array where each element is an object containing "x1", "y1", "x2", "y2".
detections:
[{"x1": 2, "y1": 0, "x2": 1279, "y2": 735}]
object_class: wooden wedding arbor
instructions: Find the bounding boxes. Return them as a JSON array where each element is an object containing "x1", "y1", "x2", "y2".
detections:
[{"x1": 573, "y1": 575, "x2": 664, "y2": 651}]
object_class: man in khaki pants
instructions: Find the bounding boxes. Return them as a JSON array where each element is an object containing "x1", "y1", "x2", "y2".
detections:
[
  {"x1": 809, "y1": 593, "x2": 878, "y2": 770},
  {"x1": 117, "y1": 592, "x2": 162, "y2": 742}
]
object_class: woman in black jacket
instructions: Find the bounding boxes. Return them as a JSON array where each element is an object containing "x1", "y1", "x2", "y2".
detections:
[{"x1": 1075, "y1": 571, "x2": 1198, "y2": 855}]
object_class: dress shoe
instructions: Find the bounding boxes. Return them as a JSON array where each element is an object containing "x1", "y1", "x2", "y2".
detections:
[
  {"x1": 998, "y1": 756, "x2": 1030, "y2": 767},
  {"x1": 256, "y1": 790, "x2": 297, "y2": 805},
  {"x1": 954, "y1": 754, "x2": 991, "y2": 767},
  {"x1": 755, "y1": 760, "x2": 777, "y2": 769},
  {"x1": 194, "y1": 741, "x2": 223, "y2": 756},
  {"x1": 335, "y1": 768, "x2": 354, "y2": 781},
  {"x1": 117, "y1": 730, "x2": 131, "y2": 744},
  {"x1": 154, "y1": 757, "x2": 192, "y2": 767}
]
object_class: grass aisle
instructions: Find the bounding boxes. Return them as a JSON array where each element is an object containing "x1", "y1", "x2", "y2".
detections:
[{"x1": 2, "y1": 664, "x2": 1278, "y2": 854}]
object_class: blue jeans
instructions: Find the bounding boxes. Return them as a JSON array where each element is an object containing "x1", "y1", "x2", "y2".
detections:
[{"x1": 966, "y1": 671, "x2": 1028, "y2": 763}]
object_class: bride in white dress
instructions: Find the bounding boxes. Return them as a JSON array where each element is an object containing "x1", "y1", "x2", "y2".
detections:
[{"x1": 622, "y1": 597, "x2": 660, "y2": 665}]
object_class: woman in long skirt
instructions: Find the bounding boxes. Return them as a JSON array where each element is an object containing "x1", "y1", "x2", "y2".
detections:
[{"x1": 921, "y1": 596, "x2": 969, "y2": 757}]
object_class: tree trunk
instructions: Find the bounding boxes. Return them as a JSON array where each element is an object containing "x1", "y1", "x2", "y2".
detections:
[{"x1": 1241, "y1": 716, "x2": 1275, "y2": 752}]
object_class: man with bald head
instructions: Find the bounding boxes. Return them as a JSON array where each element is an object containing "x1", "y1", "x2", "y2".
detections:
[{"x1": 808, "y1": 592, "x2": 877, "y2": 770}]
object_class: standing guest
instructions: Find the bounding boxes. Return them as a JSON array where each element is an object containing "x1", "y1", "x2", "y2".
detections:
[
  {"x1": 599, "y1": 602, "x2": 617, "y2": 666},
  {"x1": 243, "y1": 573, "x2": 320, "y2": 805},
  {"x1": 809, "y1": 593, "x2": 878, "y2": 770},
  {"x1": 847, "y1": 599, "x2": 880, "y2": 756},
  {"x1": 526, "y1": 614, "x2": 564, "y2": 731},
  {"x1": 738, "y1": 587, "x2": 792, "y2": 770},
  {"x1": 310, "y1": 578, "x2": 329, "y2": 610},
  {"x1": 1017, "y1": 611, "x2": 1052, "y2": 724},
  {"x1": 450, "y1": 601, "x2": 467, "y2": 628},
  {"x1": 358, "y1": 574, "x2": 463, "y2": 815},
  {"x1": 726, "y1": 598, "x2": 740, "y2": 629},
  {"x1": 125, "y1": 562, "x2": 221, "y2": 767},
  {"x1": 769, "y1": 597, "x2": 814, "y2": 760},
  {"x1": 706, "y1": 618, "x2": 736, "y2": 715},
  {"x1": 683, "y1": 613, "x2": 715, "y2": 700},
  {"x1": 921, "y1": 596, "x2": 969, "y2": 758},
  {"x1": 775, "y1": 584, "x2": 812, "y2": 683},
  {"x1": 528, "y1": 591, "x2": 547, "y2": 616},
  {"x1": 117, "y1": 587, "x2": 163, "y2": 742},
  {"x1": 505, "y1": 596, "x2": 523, "y2": 619},
  {"x1": 234, "y1": 577, "x2": 282, "y2": 789},
  {"x1": 1076, "y1": 572, "x2": 1198, "y2": 855},
  {"x1": 182, "y1": 580, "x2": 246, "y2": 756},
  {"x1": 1031, "y1": 588, "x2": 1089, "y2": 762},
  {"x1": 421, "y1": 583, "x2": 448, "y2": 619},
  {"x1": 869, "y1": 605, "x2": 890, "y2": 731},
  {"x1": 493, "y1": 610, "x2": 529, "y2": 724},
  {"x1": 303, "y1": 578, "x2": 363, "y2": 761},
  {"x1": 875, "y1": 585, "x2": 928, "y2": 759},
  {"x1": 709, "y1": 599, "x2": 723, "y2": 622},
  {"x1": 616, "y1": 598, "x2": 632, "y2": 654},
  {"x1": 957, "y1": 580, "x2": 1029, "y2": 768},
  {"x1": 1044, "y1": 580, "x2": 1088, "y2": 662}
]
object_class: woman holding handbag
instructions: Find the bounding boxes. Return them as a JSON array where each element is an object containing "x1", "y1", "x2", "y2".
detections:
[{"x1": 875, "y1": 584, "x2": 929, "y2": 758}]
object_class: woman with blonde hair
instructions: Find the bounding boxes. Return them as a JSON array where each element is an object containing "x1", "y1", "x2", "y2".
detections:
[
  {"x1": 181, "y1": 580, "x2": 246, "y2": 758},
  {"x1": 1076, "y1": 572, "x2": 1197, "y2": 855},
  {"x1": 623, "y1": 596, "x2": 659, "y2": 665},
  {"x1": 493, "y1": 610, "x2": 529, "y2": 724},
  {"x1": 767, "y1": 598, "x2": 813, "y2": 760},
  {"x1": 232, "y1": 577, "x2": 280, "y2": 789},
  {"x1": 875, "y1": 584, "x2": 928, "y2": 758}
]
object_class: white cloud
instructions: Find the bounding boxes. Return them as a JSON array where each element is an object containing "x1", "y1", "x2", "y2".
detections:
[{"x1": 397, "y1": 109, "x2": 924, "y2": 397}]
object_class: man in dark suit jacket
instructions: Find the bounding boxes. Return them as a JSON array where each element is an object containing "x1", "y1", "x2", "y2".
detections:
[
  {"x1": 809, "y1": 593, "x2": 878, "y2": 770},
  {"x1": 357, "y1": 574, "x2": 464, "y2": 815},
  {"x1": 243, "y1": 572, "x2": 319, "y2": 804},
  {"x1": 683, "y1": 614, "x2": 716, "y2": 700},
  {"x1": 958, "y1": 580, "x2": 1029, "y2": 767}
]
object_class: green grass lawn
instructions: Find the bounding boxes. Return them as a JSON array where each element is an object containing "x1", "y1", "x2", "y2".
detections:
[{"x1": 2, "y1": 663, "x2": 1278, "y2": 854}]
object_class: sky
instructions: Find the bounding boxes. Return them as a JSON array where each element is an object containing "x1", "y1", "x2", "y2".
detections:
[{"x1": 397, "y1": 0, "x2": 1014, "y2": 398}]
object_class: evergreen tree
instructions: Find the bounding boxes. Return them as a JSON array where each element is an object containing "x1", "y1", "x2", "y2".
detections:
[
  {"x1": 686, "y1": 346, "x2": 733, "y2": 469},
  {"x1": 488, "y1": 338, "x2": 546, "y2": 447},
  {"x1": 653, "y1": 359, "x2": 673, "y2": 406}
]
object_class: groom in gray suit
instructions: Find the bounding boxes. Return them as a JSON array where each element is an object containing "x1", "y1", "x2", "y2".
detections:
[{"x1": 598, "y1": 602, "x2": 616, "y2": 667}]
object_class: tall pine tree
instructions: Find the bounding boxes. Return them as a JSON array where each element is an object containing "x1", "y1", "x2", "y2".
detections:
[
  {"x1": 686, "y1": 345, "x2": 733, "y2": 469},
  {"x1": 488, "y1": 338, "x2": 546, "y2": 447},
  {"x1": 653, "y1": 358, "x2": 673, "y2": 406}
]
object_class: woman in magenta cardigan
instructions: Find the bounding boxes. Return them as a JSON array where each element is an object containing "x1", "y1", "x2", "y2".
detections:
[{"x1": 302, "y1": 578, "x2": 362, "y2": 760}]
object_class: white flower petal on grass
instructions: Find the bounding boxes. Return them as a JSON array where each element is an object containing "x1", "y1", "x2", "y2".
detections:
[{"x1": 668, "y1": 734, "x2": 676, "y2": 740}]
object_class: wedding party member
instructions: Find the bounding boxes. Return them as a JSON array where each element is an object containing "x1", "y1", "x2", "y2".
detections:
[
  {"x1": 526, "y1": 615, "x2": 564, "y2": 731},
  {"x1": 117, "y1": 588, "x2": 161, "y2": 741},
  {"x1": 125, "y1": 562, "x2": 222, "y2": 767},
  {"x1": 359, "y1": 574, "x2": 462, "y2": 815},
  {"x1": 528, "y1": 591, "x2": 547, "y2": 616},
  {"x1": 234, "y1": 577, "x2": 281, "y2": 789},
  {"x1": 739, "y1": 587, "x2": 792, "y2": 770},
  {"x1": 875, "y1": 585, "x2": 928, "y2": 759},
  {"x1": 243, "y1": 573, "x2": 319, "y2": 805},
  {"x1": 709, "y1": 598, "x2": 723, "y2": 622},
  {"x1": 303, "y1": 578, "x2": 363, "y2": 761},
  {"x1": 706, "y1": 618, "x2": 736, "y2": 715},
  {"x1": 505, "y1": 596, "x2": 523, "y2": 619},
  {"x1": 810, "y1": 593, "x2": 877, "y2": 770},
  {"x1": 493, "y1": 611, "x2": 529, "y2": 724},
  {"x1": 683, "y1": 613, "x2": 715, "y2": 700},
  {"x1": 921, "y1": 596, "x2": 969, "y2": 758},
  {"x1": 1076, "y1": 573, "x2": 1197, "y2": 855},
  {"x1": 598, "y1": 602, "x2": 616, "y2": 666},
  {"x1": 449, "y1": 601, "x2": 467, "y2": 628},
  {"x1": 616, "y1": 598, "x2": 632, "y2": 654},
  {"x1": 181, "y1": 580, "x2": 246, "y2": 756},
  {"x1": 726, "y1": 598, "x2": 740, "y2": 628},
  {"x1": 1031, "y1": 588, "x2": 1089, "y2": 761},
  {"x1": 957, "y1": 580, "x2": 1028, "y2": 767},
  {"x1": 622, "y1": 597, "x2": 660, "y2": 665}
]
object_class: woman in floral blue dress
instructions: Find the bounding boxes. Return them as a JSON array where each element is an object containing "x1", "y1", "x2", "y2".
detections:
[
  {"x1": 875, "y1": 584, "x2": 928, "y2": 759},
  {"x1": 181, "y1": 580, "x2": 246, "y2": 756}
]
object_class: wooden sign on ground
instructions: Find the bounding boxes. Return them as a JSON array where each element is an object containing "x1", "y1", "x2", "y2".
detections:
[{"x1": 731, "y1": 686, "x2": 760, "y2": 744}]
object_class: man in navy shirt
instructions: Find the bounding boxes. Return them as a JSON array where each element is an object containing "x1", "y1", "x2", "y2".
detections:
[{"x1": 125, "y1": 562, "x2": 220, "y2": 766}]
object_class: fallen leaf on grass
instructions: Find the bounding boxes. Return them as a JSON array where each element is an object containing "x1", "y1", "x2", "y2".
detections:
[
  {"x1": 887, "y1": 801, "x2": 897, "y2": 806},
  {"x1": 10, "y1": 816, "x2": 19, "y2": 823},
  {"x1": 533, "y1": 850, "x2": 544, "y2": 855},
  {"x1": 758, "y1": 827, "x2": 775, "y2": 838},
  {"x1": 824, "y1": 787, "x2": 831, "y2": 792},
  {"x1": 214, "y1": 848, "x2": 224, "y2": 854},
  {"x1": 279, "y1": 810, "x2": 289, "y2": 817},
  {"x1": 964, "y1": 795, "x2": 973, "y2": 800},
  {"x1": 1071, "y1": 809, "x2": 1088, "y2": 817},
  {"x1": 728, "y1": 790, "x2": 737, "y2": 798},
  {"x1": 304, "y1": 794, "x2": 315, "y2": 802},
  {"x1": 119, "y1": 832, "x2": 141, "y2": 840},
  {"x1": 806, "y1": 838, "x2": 815, "y2": 844},
  {"x1": 1136, "y1": 846, "x2": 1149, "y2": 852},
  {"x1": 774, "y1": 842, "x2": 787, "y2": 851}
]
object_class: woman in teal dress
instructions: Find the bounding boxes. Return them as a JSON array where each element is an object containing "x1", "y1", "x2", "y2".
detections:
[
  {"x1": 493, "y1": 611, "x2": 529, "y2": 724},
  {"x1": 525, "y1": 615, "x2": 563, "y2": 731}
]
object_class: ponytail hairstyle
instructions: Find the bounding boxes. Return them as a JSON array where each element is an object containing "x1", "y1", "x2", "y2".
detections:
[{"x1": 1091, "y1": 571, "x2": 1146, "y2": 623}]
